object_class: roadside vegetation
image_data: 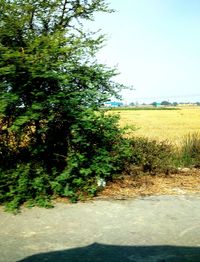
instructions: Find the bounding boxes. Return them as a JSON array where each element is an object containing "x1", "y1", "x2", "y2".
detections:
[
  {"x1": 0, "y1": 1, "x2": 200, "y2": 211},
  {"x1": 178, "y1": 132, "x2": 200, "y2": 167}
]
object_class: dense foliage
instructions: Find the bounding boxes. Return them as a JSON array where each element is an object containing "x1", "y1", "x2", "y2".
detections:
[{"x1": 0, "y1": 0, "x2": 131, "y2": 209}]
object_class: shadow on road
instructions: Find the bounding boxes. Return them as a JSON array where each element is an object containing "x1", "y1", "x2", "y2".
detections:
[{"x1": 18, "y1": 243, "x2": 200, "y2": 262}]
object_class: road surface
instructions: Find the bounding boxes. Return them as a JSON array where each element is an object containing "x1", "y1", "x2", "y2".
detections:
[{"x1": 1, "y1": 195, "x2": 200, "y2": 261}]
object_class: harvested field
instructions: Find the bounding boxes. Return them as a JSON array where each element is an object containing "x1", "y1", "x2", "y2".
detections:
[{"x1": 109, "y1": 107, "x2": 200, "y2": 146}]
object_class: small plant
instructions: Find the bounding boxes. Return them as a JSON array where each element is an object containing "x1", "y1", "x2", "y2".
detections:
[{"x1": 179, "y1": 132, "x2": 200, "y2": 167}]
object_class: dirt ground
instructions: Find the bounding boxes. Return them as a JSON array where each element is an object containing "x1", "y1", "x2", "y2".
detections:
[{"x1": 97, "y1": 168, "x2": 200, "y2": 200}]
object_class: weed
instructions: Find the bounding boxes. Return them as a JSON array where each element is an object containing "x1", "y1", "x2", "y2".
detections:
[
  {"x1": 128, "y1": 138, "x2": 173, "y2": 175},
  {"x1": 179, "y1": 132, "x2": 200, "y2": 167}
]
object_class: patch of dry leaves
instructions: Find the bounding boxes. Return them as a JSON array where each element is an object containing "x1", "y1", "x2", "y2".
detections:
[{"x1": 97, "y1": 169, "x2": 200, "y2": 200}]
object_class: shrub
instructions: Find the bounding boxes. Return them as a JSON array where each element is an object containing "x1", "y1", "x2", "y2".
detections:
[
  {"x1": 0, "y1": 110, "x2": 132, "y2": 208},
  {"x1": 51, "y1": 110, "x2": 132, "y2": 201},
  {"x1": 128, "y1": 137, "x2": 173, "y2": 174}
]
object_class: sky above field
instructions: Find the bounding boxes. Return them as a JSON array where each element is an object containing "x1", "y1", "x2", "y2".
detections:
[{"x1": 87, "y1": 0, "x2": 200, "y2": 104}]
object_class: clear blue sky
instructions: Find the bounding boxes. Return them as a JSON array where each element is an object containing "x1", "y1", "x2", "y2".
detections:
[{"x1": 87, "y1": 0, "x2": 200, "y2": 104}]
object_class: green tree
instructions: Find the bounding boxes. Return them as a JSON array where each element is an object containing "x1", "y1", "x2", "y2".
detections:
[
  {"x1": 151, "y1": 102, "x2": 157, "y2": 107},
  {"x1": 0, "y1": 0, "x2": 130, "y2": 208},
  {"x1": 161, "y1": 101, "x2": 171, "y2": 106}
]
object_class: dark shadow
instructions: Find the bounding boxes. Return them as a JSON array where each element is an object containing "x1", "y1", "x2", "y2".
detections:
[{"x1": 17, "y1": 243, "x2": 200, "y2": 262}]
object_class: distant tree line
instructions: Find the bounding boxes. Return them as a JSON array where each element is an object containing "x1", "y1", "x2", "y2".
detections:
[{"x1": 151, "y1": 101, "x2": 177, "y2": 107}]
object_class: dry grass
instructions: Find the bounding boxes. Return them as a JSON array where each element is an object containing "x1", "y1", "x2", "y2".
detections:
[
  {"x1": 109, "y1": 107, "x2": 200, "y2": 146},
  {"x1": 97, "y1": 169, "x2": 200, "y2": 200},
  {"x1": 55, "y1": 170, "x2": 200, "y2": 203}
]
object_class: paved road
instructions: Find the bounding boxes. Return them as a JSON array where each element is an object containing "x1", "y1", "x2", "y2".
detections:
[{"x1": 1, "y1": 195, "x2": 200, "y2": 262}]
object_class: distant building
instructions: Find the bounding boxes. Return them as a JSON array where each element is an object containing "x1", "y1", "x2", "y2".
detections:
[
  {"x1": 154, "y1": 102, "x2": 161, "y2": 107},
  {"x1": 103, "y1": 101, "x2": 123, "y2": 107},
  {"x1": 151, "y1": 102, "x2": 161, "y2": 107}
]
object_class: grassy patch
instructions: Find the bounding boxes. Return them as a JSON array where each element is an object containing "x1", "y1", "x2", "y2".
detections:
[{"x1": 178, "y1": 132, "x2": 200, "y2": 167}]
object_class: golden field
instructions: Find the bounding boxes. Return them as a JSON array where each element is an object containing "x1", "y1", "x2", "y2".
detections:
[{"x1": 110, "y1": 107, "x2": 200, "y2": 146}]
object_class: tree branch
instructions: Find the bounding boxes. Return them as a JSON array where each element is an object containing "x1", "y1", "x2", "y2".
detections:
[
  {"x1": 59, "y1": 0, "x2": 68, "y2": 26},
  {"x1": 29, "y1": 8, "x2": 35, "y2": 30}
]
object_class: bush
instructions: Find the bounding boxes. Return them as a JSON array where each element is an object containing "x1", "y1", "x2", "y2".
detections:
[
  {"x1": 128, "y1": 137, "x2": 173, "y2": 174},
  {"x1": 51, "y1": 110, "x2": 132, "y2": 201},
  {"x1": 0, "y1": 110, "x2": 132, "y2": 208}
]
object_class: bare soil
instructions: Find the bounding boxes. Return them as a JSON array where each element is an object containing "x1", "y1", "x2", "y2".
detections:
[{"x1": 97, "y1": 168, "x2": 200, "y2": 200}]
